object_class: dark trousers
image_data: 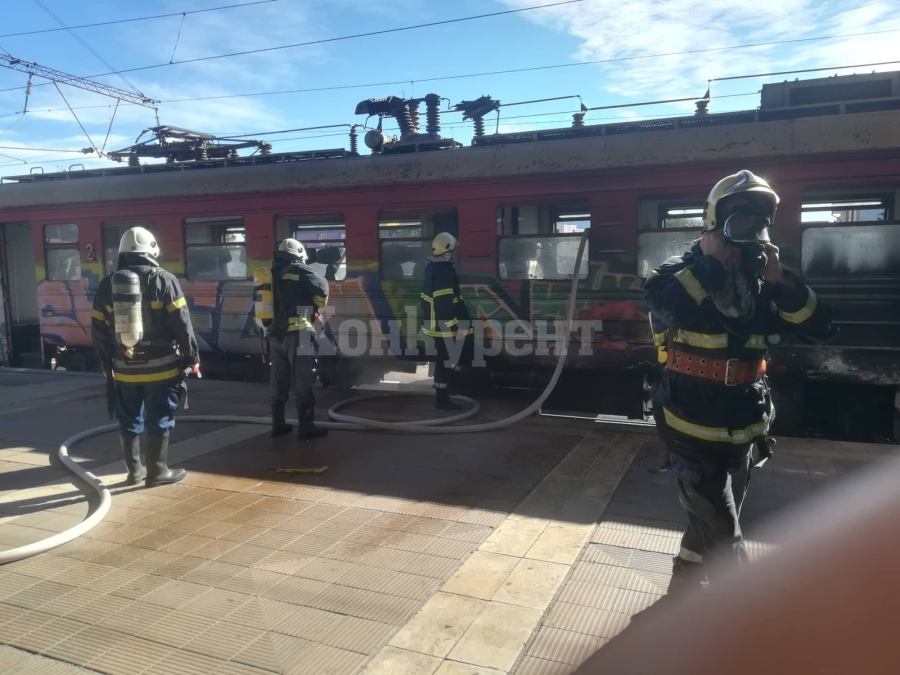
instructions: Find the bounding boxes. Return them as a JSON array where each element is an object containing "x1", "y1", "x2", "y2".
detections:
[
  {"x1": 666, "y1": 436, "x2": 752, "y2": 569},
  {"x1": 116, "y1": 381, "x2": 181, "y2": 437},
  {"x1": 433, "y1": 335, "x2": 473, "y2": 390},
  {"x1": 269, "y1": 330, "x2": 315, "y2": 406}
]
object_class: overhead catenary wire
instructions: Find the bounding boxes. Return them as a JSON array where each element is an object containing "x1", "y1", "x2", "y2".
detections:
[
  {"x1": 0, "y1": 0, "x2": 583, "y2": 96},
  {"x1": 708, "y1": 60, "x2": 900, "y2": 83},
  {"x1": 4, "y1": 14, "x2": 895, "y2": 99},
  {"x1": 0, "y1": 1, "x2": 278, "y2": 39},
  {"x1": 32, "y1": 0, "x2": 144, "y2": 98}
]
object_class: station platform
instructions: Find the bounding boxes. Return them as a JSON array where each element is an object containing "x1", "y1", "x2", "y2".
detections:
[{"x1": 0, "y1": 369, "x2": 895, "y2": 675}]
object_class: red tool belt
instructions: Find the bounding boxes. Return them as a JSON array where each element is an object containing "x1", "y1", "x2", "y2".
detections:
[{"x1": 665, "y1": 348, "x2": 766, "y2": 386}]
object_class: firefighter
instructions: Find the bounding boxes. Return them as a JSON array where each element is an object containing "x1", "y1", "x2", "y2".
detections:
[
  {"x1": 421, "y1": 232, "x2": 474, "y2": 410},
  {"x1": 269, "y1": 238, "x2": 330, "y2": 440},
  {"x1": 91, "y1": 226, "x2": 199, "y2": 487},
  {"x1": 643, "y1": 170, "x2": 833, "y2": 600}
]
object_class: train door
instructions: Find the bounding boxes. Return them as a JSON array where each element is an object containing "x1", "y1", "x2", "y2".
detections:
[{"x1": 0, "y1": 222, "x2": 41, "y2": 367}]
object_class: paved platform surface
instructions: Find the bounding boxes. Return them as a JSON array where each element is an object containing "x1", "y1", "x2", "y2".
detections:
[{"x1": 0, "y1": 369, "x2": 895, "y2": 675}]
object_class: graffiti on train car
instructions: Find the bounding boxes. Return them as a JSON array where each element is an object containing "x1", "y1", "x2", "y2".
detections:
[
  {"x1": 33, "y1": 254, "x2": 652, "y2": 367},
  {"x1": 36, "y1": 263, "x2": 101, "y2": 347}
]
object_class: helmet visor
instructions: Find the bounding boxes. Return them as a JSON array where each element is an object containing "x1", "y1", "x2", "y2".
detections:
[{"x1": 723, "y1": 212, "x2": 770, "y2": 243}]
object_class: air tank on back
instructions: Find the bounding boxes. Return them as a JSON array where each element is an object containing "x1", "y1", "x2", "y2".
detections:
[
  {"x1": 112, "y1": 270, "x2": 143, "y2": 357},
  {"x1": 253, "y1": 267, "x2": 275, "y2": 332}
]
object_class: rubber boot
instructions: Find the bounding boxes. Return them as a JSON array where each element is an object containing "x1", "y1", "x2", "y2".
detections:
[
  {"x1": 144, "y1": 435, "x2": 186, "y2": 487},
  {"x1": 297, "y1": 402, "x2": 327, "y2": 440},
  {"x1": 435, "y1": 388, "x2": 462, "y2": 411},
  {"x1": 120, "y1": 434, "x2": 146, "y2": 486},
  {"x1": 271, "y1": 400, "x2": 293, "y2": 438}
]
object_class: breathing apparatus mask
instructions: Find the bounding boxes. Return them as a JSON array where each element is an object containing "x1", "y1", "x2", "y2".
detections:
[{"x1": 718, "y1": 197, "x2": 772, "y2": 277}]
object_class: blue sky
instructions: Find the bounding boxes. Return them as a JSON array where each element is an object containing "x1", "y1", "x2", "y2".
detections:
[{"x1": 1, "y1": 0, "x2": 899, "y2": 178}]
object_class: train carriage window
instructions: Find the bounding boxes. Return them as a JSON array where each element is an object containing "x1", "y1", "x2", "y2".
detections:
[
  {"x1": 801, "y1": 195, "x2": 893, "y2": 223},
  {"x1": 379, "y1": 209, "x2": 458, "y2": 281},
  {"x1": 102, "y1": 222, "x2": 156, "y2": 275},
  {"x1": 44, "y1": 224, "x2": 81, "y2": 281},
  {"x1": 802, "y1": 224, "x2": 900, "y2": 278},
  {"x1": 637, "y1": 231, "x2": 700, "y2": 278},
  {"x1": 497, "y1": 203, "x2": 589, "y2": 280},
  {"x1": 184, "y1": 216, "x2": 247, "y2": 281},
  {"x1": 275, "y1": 214, "x2": 346, "y2": 281}
]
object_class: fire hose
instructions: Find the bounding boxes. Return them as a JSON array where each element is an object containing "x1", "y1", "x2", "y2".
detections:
[{"x1": 0, "y1": 230, "x2": 588, "y2": 565}]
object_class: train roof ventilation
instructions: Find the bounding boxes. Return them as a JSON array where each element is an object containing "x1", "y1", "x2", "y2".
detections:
[
  {"x1": 355, "y1": 94, "x2": 462, "y2": 154},
  {"x1": 760, "y1": 70, "x2": 900, "y2": 116}
]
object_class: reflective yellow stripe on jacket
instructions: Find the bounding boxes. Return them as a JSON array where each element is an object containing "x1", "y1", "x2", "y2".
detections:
[
  {"x1": 421, "y1": 292, "x2": 461, "y2": 338},
  {"x1": 663, "y1": 407, "x2": 768, "y2": 445},
  {"x1": 114, "y1": 368, "x2": 182, "y2": 384},
  {"x1": 777, "y1": 289, "x2": 817, "y2": 324},
  {"x1": 287, "y1": 317, "x2": 313, "y2": 331},
  {"x1": 674, "y1": 268, "x2": 708, "y2": 305},
  {"x1": 672, "y1": 330, "x2": 728, "y2": 350}
]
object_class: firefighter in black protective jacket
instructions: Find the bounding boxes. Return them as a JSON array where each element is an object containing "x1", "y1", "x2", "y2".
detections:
[
  {"x1": 644, "y1": 170, "x2": 833, "y2": 599},
  {"x1": 91, "y1": 227, "x2": 199, "y2": 487},
  {"x1": 269, "y1": 238, "x2": 330, "y2": 440},
  {"x1": 421, "y1": 232, "x2": 474, "y2": 410}
]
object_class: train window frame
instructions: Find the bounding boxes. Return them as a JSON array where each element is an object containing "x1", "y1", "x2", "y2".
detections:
[
  {"x1": 658, "y1": 201, "x2": 706, "y2": 229},
  {"x1": 378, "y1": 208, "x2": 458, "y2": 281},
  {"x1": 495, "y1": 202, "x2": 590, "y2": 281},
  {"x1": 102, "y1": 221, "x2": 157, "y2": 275},
  {"x1": 183, "y1": 216, "x2": 248, "y2": 281},
  {"x1": 636, "y1": 229, "x2": 703, "y2": 279},
  {"x1": 275, "y1": 213, "x2": 347, "y2": 281},
  {"x1": 497, "y1": 233, "x2": 590, "y2": 280},
  {"x1": 800, "y1": 221, "x2": 900, "y2": 279},
  {"x1": 800, "y1": 194, "x2": 894, "y2": 224},
  {"x1": 43, "y1": 223, "x2": 82, "y2": 281},
  {"x1": 496, "y1": 202, "x2": 590, "y2": 236}
]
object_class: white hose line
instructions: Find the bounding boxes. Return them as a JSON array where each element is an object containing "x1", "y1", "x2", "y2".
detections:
[{"x1": 0, "y1": 230, "x2": 589, "y2": 565}]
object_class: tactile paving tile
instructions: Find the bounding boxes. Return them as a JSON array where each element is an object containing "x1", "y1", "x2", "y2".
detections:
[
  {"x1": 5, "y1": 581, "x2": 77, "y2": 611},
  {"x1": 153, "y1": 649, "x2": 267, "y2": 675},
  {"x1": 64, "y1": 593, "x2": 132, "y2": 624},
  {"x1": 181, "y1": 561, "x2": 245, "y2": 587},
  {"x1": 629, "y1": 549, "x2": 674, "y2": 574},
  {"x1": 217, "y1": 544, "x2": 274, "y2": 568},
  {"x1": 5, "y1": 555, "x2": 73, "y2": 580},
  {"x1": 11, "y1": 615, "x2": 85, "y2": 654},
  {"x1": 555, "y1": 581, "x2": 618, "y2": 611},
  {"x1": 190, "y1": 538, "x2": 242, "y2": 561},
  {"x1": 516, "y1": 655, "x2": 578, "y2": 675},
  {"x1": 252, "y1": 551, "x2": 312, "y2": 576},
  {"x1": 182, "y1": 588, "x2": 251, "y2": 621},
  {"x1": 98, "y1": 601, "x2": 172, "y2": 636},
  {"x1": 607, "y1": 588, "x2": 661, "y2": 616},
  {"x1": 582, "y1": 543, "x2": 633, "y2": 568},
  {"x1": 182, "y1": 621, "x2": 266, "y2": 661},
  {"x1": 526, "y1": 626, "x2": 607, "y2": 667},
  {"x1": 280, "y1": 641, "x2": 366, "y2": 675},
  {"x1": 313, "y1": 614, "x2": 395, "y2": 654},
  {"x1": 43, "y1": 624, "x2": 128, "y2": 666},
  {"x1": 88, "y1": 635, "x2": 174, "y2": 675},
  {"x1": 138, "y1": 610, "x2": 217, "y2": 648},
  {"x1": 231, "y1": 632, "x2": 283, "y2": 672},
  {"x1": 0, "y1": 645, "x2": 89, "y2": 674},
  {"x1": 543, "y1": 602, "x2": 630, "y2": 640},
  {"x1": 109, "y1": 573, "x2": 171, "y2": 600},
  {"x1": 219, "y1": 568, "x2": 289, "y2": 596}
]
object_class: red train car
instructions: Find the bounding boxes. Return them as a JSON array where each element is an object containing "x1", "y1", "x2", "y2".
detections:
[{"x1": 2, "y1": 70, "x2": 899, "y2": 440}]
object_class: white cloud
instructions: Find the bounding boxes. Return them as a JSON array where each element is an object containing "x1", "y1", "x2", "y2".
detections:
[{"x1": 499, "y1": 0, "x2": 900, "y2": 100}]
